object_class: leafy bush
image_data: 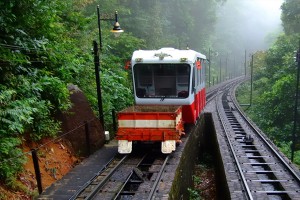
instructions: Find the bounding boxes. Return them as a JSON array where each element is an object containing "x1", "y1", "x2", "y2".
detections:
[
  {"x1": 0, "y1": 137, "x2": 26, "y2": 181},
  {"x1": 0, "y1": 0, "x2": 77, "y2": 183}
]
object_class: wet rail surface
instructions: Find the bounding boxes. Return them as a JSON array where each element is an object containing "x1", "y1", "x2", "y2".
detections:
[
  {"x1": 216, "y1": 82, "x2": 300, "y2": 199},
  {"x1": 71, "y1": 149, "x2": 169, "y2": 200}
]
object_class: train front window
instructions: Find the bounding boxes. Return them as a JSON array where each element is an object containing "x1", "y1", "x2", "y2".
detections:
[{"x1": 134, "y1": 64, "x2": 190, "y2": 98}]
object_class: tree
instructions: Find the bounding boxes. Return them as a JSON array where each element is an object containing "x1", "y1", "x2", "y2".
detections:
[
  {"x1": 238, "y1": 34, "x2": 300, "y2": 165},
  {"x1": 281, "y1": 0, "x2": 300, "y2": 35},
  {"x1": 0, "y1": 0, "x2": 223, "y2": 185}
]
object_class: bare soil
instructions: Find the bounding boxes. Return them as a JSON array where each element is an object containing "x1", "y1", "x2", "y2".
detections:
[
  {"x1": 0, "y1": 85, "x2": 104, "y2": 200},
  {"x1": 0, "y1": 138, "x2": 80, "y2": 200},
  {"x1": 193, "y1": 164, "x2": 217, "y2": 200}
]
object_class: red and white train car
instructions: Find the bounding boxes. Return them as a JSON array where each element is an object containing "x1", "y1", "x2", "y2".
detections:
[{"x1": 116, "y1": 48, "x2": 206, "y2": 154}]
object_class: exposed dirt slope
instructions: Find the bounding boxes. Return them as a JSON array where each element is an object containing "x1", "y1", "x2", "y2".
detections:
[{"x1": 0, "y1": 85, "x2": 105, "y2": 200}]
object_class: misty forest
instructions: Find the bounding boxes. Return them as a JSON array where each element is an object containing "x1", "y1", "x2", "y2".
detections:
[{"x1": 0, "y1": 0, "x2": 300, "y2": 198}]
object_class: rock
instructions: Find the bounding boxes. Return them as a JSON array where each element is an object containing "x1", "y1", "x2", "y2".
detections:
[{"x1": 56, "y1": 84, "x2": 105, "y2": 156}]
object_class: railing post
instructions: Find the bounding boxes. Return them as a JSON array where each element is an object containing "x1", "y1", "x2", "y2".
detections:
[
  {"x1": 84, "y1": 121, "x2": 91, "y2": 155},
  {"x1": 31, "y1": 149, "x2": 43, "y2": 194}
]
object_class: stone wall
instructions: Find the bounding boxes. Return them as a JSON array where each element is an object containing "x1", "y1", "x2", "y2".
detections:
[
  {"x1": 168, "y1": 113, "x2": 230, "y2": 199},
  {"x1": 168, "y1": 115, "x2": 205, "y2": 199}
]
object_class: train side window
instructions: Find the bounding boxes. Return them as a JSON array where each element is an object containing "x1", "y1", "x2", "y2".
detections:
[
  {"x1": 198, "y1": 67, "x2": 201, "y2": 86},
  {"x1": 202, "y1": 60, "x2": 205, "y2": 84},
  {"x1": 177, "y1": 65, "x2": 190, "y2": 98},
  {"x1": 192, "y1": 67, "x2": 195, "y2": 93}
]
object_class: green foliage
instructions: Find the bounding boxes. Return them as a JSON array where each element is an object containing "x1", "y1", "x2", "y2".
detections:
[
  {"x1": 236, "y1": 33, "x2": 300, "y2": 164},
  {"x1": 0, "y1": 0, "x2": 221, "y2": 188},
  {"x1": 0, "y1": 137, "x2": 26, "y2": 181},
  {"x1": 119, "y1": 0, "x2": 219, "y2": 50},
  {"x1": 188, "y1": 187, "x2": 202, "y2": 200},
  {"x1": 281, "y1": 0, "x2": 300, "y2": 35},
  {"x1": 277, "y1": 141, "x2": 300, "y2": 166},
  {"x1": 193, "y1": 175, "x2": 202, "y2": 185},
  {"x1": 0, "y1": 0, "x2": 85, "y2": 183},
  {"x1": 101, "y1": 67, "x2": 134, "y2": 124}
]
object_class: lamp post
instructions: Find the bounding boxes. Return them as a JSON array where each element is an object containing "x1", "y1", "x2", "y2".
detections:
[
  {"x1": 225, "y1": 53, "x2": 228, "y2": 80},
  {"x1": 208, "y1": 49, "x2": 218, "y2": 87},
  {"x1": 250, "y1": 54, "x2": 253, "y2": 106},
  {"x1": 94, "y1": 5, "x2": 123, "y2": 130},
  {"x1": 219, "y1": 57, "x2": 222, "y2": 83},
  {"x1": 208, "y1": 48, "x2": 211, "y2": 87},
  {"x1": 244, "y1": 50, "x2": 247, "y2": 76},
  {"x1": 240, "y1": 53, "x2": 253, "y2": 108},
  {"x1": 291, "y1": 41, "x2": 300, "y2": 162}
]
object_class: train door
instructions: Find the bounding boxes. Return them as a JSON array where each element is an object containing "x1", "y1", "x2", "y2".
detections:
[
  {"x1": 192, "y1": 63, "x2": 199, "y2": 122},
  {"x1": 194, "y1": 59, "x2": 204, "y2": 121},
  {"x1": 202, "y1": 60, "x2": 206, "y2": 110},
  {"x1": 195, "y1": 63, "x2": 200, "y2": 120}
]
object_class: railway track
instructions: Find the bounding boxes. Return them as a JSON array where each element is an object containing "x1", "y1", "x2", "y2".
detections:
[
  {"x1": 67, "y1": 79, "x2": 239, "y2": 200},
  {"x1": 70, "y1": 149, "x2": 169, "y2": 200},
  {"x1": 216, "y1": 81, "x2": 300, "y2": 199},
  {"x1": 206, "y1": 77, "x2": 246, "y2": 103}
]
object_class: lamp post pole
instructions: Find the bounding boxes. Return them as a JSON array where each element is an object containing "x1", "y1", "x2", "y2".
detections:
[
  {"x1": 97, "y1": 6, "x2": 103, "y2": 51},
  {"x1": 219, "y1": 57, "x2": 222, "y2": 83},
  {"x1": 250, "y1": 54, "x2": 253, "y2": 106},
  {"x1": 94, "y1": 5, "x2": 104, "y2": 129},
  {"x1": 291, "y1": 41, "x2": 300, "y2": 162},
  {"x1": 225, "y1": 53, "x2": 228, "y2": 80},
  {"x1": 93, "y1": 40, "x2": 104, "y2": 129},
  {"x1": 94, "y1": 5, "x2": 123, "y2": 130},
  {"x1": 244, "y1": 50, "x2": 247, "y2": 76},
  {"x1": 208, "y1": 48, "x2": 211, "y2": 87}
]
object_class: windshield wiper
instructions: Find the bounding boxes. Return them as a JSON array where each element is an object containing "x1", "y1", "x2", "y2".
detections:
[{"x1": 160, "y1": 96, "x2": 166, "y2": 101}]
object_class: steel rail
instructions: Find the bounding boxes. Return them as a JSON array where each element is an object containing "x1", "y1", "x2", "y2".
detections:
[
  {"x1": 206, "y1": 76, "x2": 245, "y2": 104},
  {"x1": 206, "y1": 90, "x2": 221, "y2": 104},
  {"x1": 113, "y1": 171, "x2": 134, "y2": 200},
  {"x1": 69, "y1": 155, "x2": 120, "y2": 200},
  {"x1": 216, "y1": 90, "x2": 254, "y2": 200},
  {"x1": 231, "y1": 83, "x2": 300, "y2": 185},
  {"x1": 83, "y1": 154, "x2": 128, "y2": 200},
  {"x1": 112, "y1": 153, "x2": 148, "y2": 199},
  {"x1": 147, "y1": 155, "x2": 170, "y2": 200}
]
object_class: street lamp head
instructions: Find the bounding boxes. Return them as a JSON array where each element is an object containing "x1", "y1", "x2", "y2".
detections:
[{"x1": 111, "y1": 11, "x2": 124, "y2": 37}]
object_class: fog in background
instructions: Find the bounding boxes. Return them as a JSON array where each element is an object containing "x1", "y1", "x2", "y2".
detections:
[{"x1": 214, "y1": 0, "x2": 283, "y2": 56}]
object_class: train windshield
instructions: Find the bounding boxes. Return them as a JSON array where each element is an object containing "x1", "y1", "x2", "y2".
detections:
[{"x1": 133, "y1": 64, "x2": 190, "y2": 98}]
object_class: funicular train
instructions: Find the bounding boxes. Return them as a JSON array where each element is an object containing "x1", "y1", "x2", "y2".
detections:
[{"x1": 116, "y1": 48, "x2": 206, "y2": 154}]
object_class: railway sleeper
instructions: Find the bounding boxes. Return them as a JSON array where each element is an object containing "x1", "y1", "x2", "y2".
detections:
[{"x1": 251, "y1": 179, "x2": 293, "y2": 183}]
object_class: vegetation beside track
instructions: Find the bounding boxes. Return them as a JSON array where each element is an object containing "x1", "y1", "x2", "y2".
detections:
[
  {"x1": 236, "y1": 0, "x2": 300, "y2": 166},
  {"x1": 0, "y1": 0, "x2": 223, "y2": 197}
]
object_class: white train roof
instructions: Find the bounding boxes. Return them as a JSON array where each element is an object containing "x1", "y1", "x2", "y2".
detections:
[{"x1": 132, "y1": 48, "x2": 206, "y2": 64}]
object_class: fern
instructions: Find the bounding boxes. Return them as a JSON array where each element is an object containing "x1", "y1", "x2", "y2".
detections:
[
  {"x1": 0, "y1": 95, "x2": 38, "y2": 134},
  {"x1": 0, "y1": 89, "x2": 16, "y2": 106}
]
